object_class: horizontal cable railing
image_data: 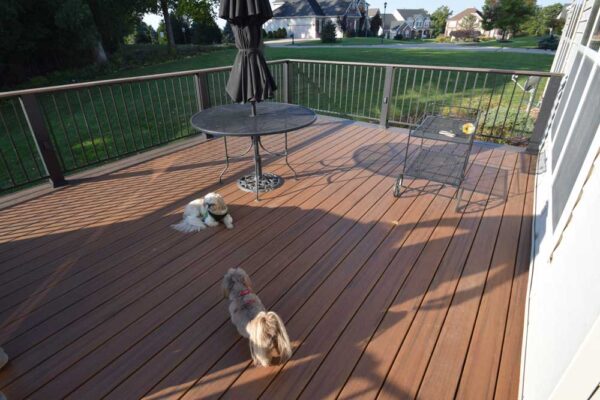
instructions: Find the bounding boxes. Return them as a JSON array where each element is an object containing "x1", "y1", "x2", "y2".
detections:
[{"x1": 0, "y1": 59, "x2": 559, "y2": 194}]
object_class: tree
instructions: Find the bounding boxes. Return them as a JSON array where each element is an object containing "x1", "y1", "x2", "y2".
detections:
[
  {"x1": 430, "y1": 6, "x2": 452, "y2": 37},
  {"x1": 337, "y1": 15, "x2": 348, "y2": 36},
  {"x1": 522, "y1": 3, "x2": 564, "y2": 35},
  {"x1": 87, "y1": 0, "x2": 153, "y2": 55},
  {"x1": 134, "y1": 21, "x2": 154, "y2": 43},
  {"x1": 321, "y1": 20, "x2": 337, "y2": 43},
  {"x1": 370, "y1": 11, "x2": 382, "y2": 36},
  {"x1": 158, "y1": 0, "x2": 177, "y2": 53},
  {"x1": 153, "y1": 0, "x2": 220, "y2": 52},
  {"x1": 223, "y1": 22, "x2": 235, "y2": 43},
  {"x1": 0, "y1": 0, "x2": 105, "y2": 85},
  {"x1": 482, "y1": 0, "x2": 535, "y2": 40},
  {"x1": 460, "y1": 14, "x2": 478, "y2": 30},
  {"x1": 190, "y1": 19, "x2": 222, "y2": 44}
]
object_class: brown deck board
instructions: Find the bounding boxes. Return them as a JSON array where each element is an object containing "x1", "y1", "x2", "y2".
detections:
[
  {"x1": 0, "y1": 123, "x2": 359, "y2": 327},
  {"x1": 494, "y1": 156, "x2": 536, "y2": 400},
  {"x1": 63, "y1": 127, "x2": 405, "y2": 400},
  {"x1": 0, "y1": 117, "x2": 533, "y2": 400},
  {"x1": 416, "y1": 150, "x2": 523, "y2": 400},
  {"x1": 375, "y1": 149, "x2": 507, "y2": 400},
  {"x1": 1, "y1": 122, "x2": 382, "y2": 395}
]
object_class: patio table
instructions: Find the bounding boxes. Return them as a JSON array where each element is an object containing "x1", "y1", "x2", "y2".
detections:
[{"x1": 191, "y1": 102, "x2": 316, "y2": 200}]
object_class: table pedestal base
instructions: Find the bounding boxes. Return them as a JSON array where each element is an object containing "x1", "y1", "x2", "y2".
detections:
[{"x1": 237, "y1": 173, "x2": 283, "y2": 194}]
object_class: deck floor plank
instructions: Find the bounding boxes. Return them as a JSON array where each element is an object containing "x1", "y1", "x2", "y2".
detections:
[
  {"x1": 374, "y1": 148, "x2": 508, "y2": 400},
  {"x1": 0, "y1": 118, "x2": 534, "y2": 400},
  {"x1": 416, "y1": 150, "x2": 523, "y2": 400},
  {"x1": 1, "y1": 123, "x2": 383, "y2": 396}
]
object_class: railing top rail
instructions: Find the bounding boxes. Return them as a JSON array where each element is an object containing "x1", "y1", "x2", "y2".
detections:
[
  {"x1": 0, "y1": 58, "x2": 561, "y2": 99},
  {"x1": 287, "y1": 58, "x2": 563, "y2": 78},
  {"x1": 0, "y1": 60, "x2": 285, "y2": 99}
]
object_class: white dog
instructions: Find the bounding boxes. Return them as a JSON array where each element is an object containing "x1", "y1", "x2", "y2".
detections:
[
  {"x1": 222, "y1": 268, "x2": 292, "y2": 367},
  {"x1": 171, "y1": 192, "x2": 233, "y2": 232}
]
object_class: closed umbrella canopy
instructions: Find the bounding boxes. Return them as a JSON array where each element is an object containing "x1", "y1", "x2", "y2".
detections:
[
  {"x1": 219, "y1": 0, "x2": 272, "y2": 25},
  {"x1": 219, "y1": 0, "x2": 277, "y2": 105}
]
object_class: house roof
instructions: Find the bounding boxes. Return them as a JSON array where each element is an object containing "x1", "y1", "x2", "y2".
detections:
[
  {"x1": 272, "y1": 0, "x2": 359, "y2": 18},
  {"x1": 367, "y1": 8, "x2": 379, "y2": 17},
  {"x1": 380, "y1": 13, "x2": 397, "y2": 29},
  {"x1": 395, "y1": 8, "x2": 429, "y2": 19},
  {"x1": 273, "y1": 0, "x2": 322, "y2": 17},
  {"x1": 448, "y1": 7, "x2": 482, "y2": 21},
  {"x1": 394, "y1": 22, "x2": 411, "y2": 32}
]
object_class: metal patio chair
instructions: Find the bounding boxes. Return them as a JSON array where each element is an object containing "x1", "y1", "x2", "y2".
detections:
[{"x1": 394, "y1": 104, "x2": 481, "y2": 211}]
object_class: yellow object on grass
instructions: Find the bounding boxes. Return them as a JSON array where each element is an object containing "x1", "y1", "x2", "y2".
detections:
[{"x1": 462, "y1": 123, "x2": 475, "y2": 135}]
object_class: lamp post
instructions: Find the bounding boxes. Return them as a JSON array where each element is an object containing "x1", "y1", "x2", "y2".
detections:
[{"x1": 381, "y1": 2, "x2": 387, "y2": 43}]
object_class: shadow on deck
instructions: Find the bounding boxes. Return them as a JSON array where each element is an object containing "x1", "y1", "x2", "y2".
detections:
[{"x1": 0, "y1": 117, "x2": 534, "y2": 400}]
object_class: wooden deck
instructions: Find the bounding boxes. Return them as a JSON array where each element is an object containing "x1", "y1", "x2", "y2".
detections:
[{"x1": 0, "y1": 117, "x2": 534, "y2": 400}]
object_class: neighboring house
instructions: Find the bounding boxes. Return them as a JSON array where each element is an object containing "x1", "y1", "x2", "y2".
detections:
[
  {"x1": 368, "y1": 8, "x2": 399, "y2": 38},
  {"x1": 265, "y1": 0, "x2": 369, "y2": 39},
  {"x1": 444, "y1": 7, "x2": 502, "y2": 38},
  {"x1": 392, "y1": 9, "x2": 431, "y2": 38}
]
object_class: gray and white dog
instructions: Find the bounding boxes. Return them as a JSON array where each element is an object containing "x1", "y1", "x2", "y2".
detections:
[
  {"x1": 222, "y1": 268, "x2": 292, "y2": 367},
  {"x1": 171, "y1": 192, "x2": 233, "y2": 232}
]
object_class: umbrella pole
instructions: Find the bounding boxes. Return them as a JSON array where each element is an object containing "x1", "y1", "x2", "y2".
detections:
[{"x1": 250, "y1": 100, "x2": 257, "y2": 117}]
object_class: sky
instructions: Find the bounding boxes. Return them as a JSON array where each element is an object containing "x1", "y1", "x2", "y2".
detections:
[
  {"x1": 143, "y1": 0, "x2": 560, "y2": 29},
  {"x1": 365, "y1": 0, "x2": 557, "y2": 14}
]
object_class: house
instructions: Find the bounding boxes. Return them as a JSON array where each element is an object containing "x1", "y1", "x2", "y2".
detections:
[
  {"x1": 392, "y1": 9, "x2": 431, "y2": 39},
  {"x1": 264, "y1": 0, "x2": 369, "y2": 39},
  {"x1": 367, "y1": 8, "x2": 399, "y2": 38},
  {"x1": 444, "y1": 7, "x2": 502, "y2": 38}
]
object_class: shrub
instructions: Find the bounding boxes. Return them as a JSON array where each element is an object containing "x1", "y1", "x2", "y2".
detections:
[
  {"x1": 435, "y1": 34, "x2": 449, "y2": 43},
  {"x1": 394, "y1": 33, "x2": 403, "y2": 40},
  {"x1": 450, "y1": 29, "x2": 480, "y2": 41},
  {"x1": 321, "y1": 21, "x2": 337, "y2": 43},
  {"x1": 479, "y1": 36, "x2": 493, "y2": 42},
  {"x1": 538, "y1": 35, "x2": 558, "y2": 50},
  {"x1": 191, "y1": 22, "x2": 222, "y2": 45},
  {"x1": 272, "y1": 28, "x2": 287, "y2": 38}
]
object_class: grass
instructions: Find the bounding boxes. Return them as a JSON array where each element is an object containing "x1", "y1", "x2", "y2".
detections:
[
  {"x1": 94, "y1": 47, "x2": 553, "y2": 83},
  {"x1": 295, "y1": 37, "x2": 402, "y2": 46},
  {"x1": 289, "y1": 36, "x2": 543, "y2": 48},
  {"x1": 471, "y1": 36, "x2": 545, "y2": 48},
  {"x1": 0, "y1": 45, "x2": 554, "y2": 192}
]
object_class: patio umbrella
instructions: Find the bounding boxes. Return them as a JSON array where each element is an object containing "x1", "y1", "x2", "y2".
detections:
[{"x1": 219, "y1": 0, "x2": 277, "y2": 115}]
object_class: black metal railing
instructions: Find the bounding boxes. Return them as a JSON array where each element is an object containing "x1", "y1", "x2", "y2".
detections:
[{"x1": 0, "y1": 59, "x2": 560, "y2": 193}]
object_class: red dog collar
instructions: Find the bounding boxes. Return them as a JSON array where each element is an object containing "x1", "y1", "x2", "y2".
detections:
[{"x1": 239, "y1": 289, "x2": 252, "y2": 296}]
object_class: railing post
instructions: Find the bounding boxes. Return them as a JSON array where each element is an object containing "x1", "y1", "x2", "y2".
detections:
[
  {"x1": 527, "y1": 74, "x2": 562, "y2": 154},
  {"x1": 283, "y1": 61, "x2": 294, "y2": 104},
  {"x1": 19, "y1": 94, "x2": 67, "y2": 187},
  {"x1": 379, "y1": 66, "x2": 395, "y2": 128},
  {"x1": 194, "y1": 72, "x2": 213, "y2": 138},
  {"x1": 194, "y1": 72, "x2": 211, "y2": 111}
]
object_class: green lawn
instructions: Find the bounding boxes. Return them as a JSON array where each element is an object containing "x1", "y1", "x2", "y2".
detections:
[
  {"x1": 98, "y1": 47, "x2": 552, "y2": 83},
  {"x1": 0, "y1": 45, "x2": 554, "y2": 192},
  {"x1": 294, "y1": 37, "x2": 416, "y2": 46},
  {"x1": 471, "y1": 36, "x2": 545, "y2": 48},
  {"x1": 294, "y1": 35, "x2": 547, "y2": 49}
]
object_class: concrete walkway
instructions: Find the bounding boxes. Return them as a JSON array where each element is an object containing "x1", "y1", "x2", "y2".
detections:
[{"x1": 266, "y1": 41, "x2": 556, "y2": 55}]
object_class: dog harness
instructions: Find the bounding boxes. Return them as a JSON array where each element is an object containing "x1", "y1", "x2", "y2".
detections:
[
  {"x1": 207, "y1": 208, "x2": 228, "y2": 222},
  {"x1": 239, "y1": 289, "x2": 255, "y2": 305}
]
